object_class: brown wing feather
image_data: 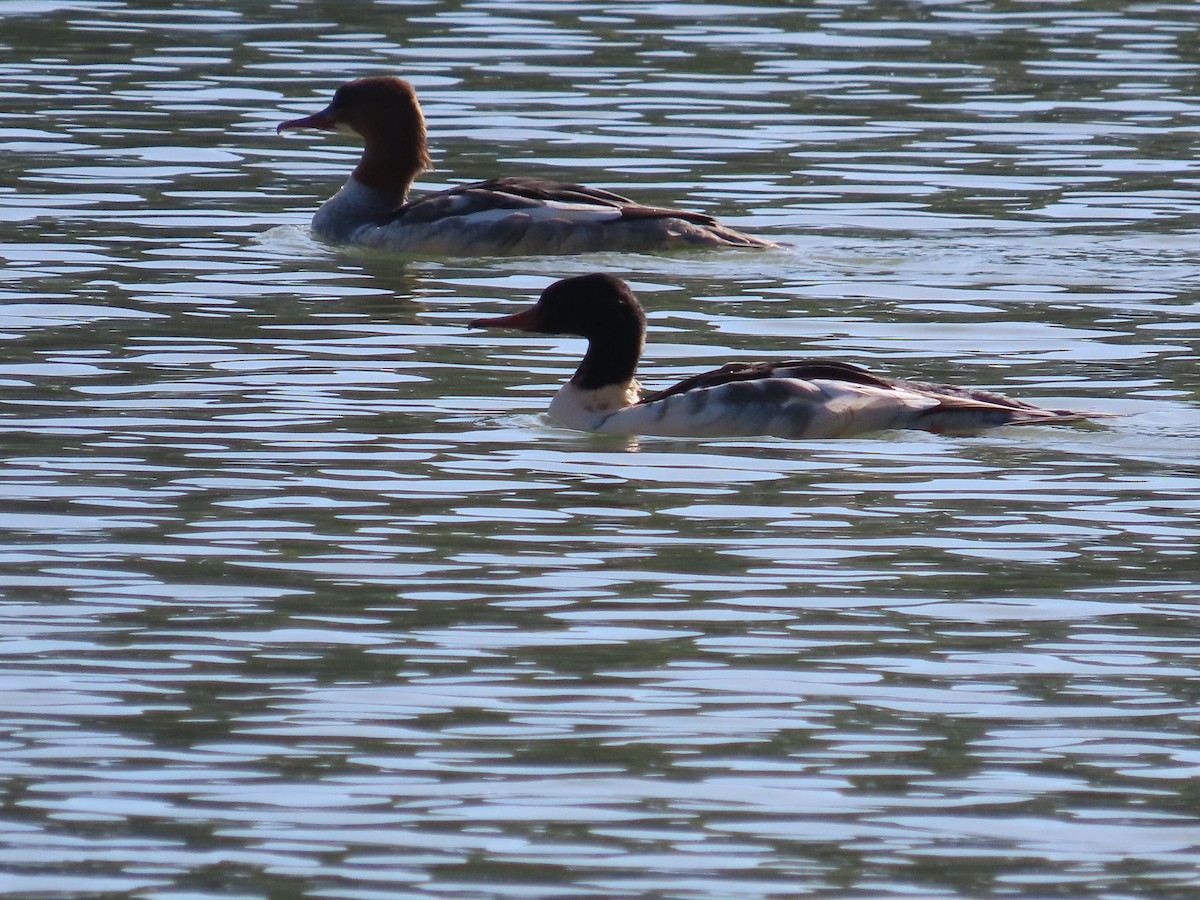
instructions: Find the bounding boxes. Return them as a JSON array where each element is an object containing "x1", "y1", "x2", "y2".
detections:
[
  {"x1": 390, "y1": 176, "x2": 720, "y2": 227},
  {"x1": 639, "y1": 359, "x2": 894, "y2": 405},
  {"x1": 468, "y1": 177, "x2": 636, "y2": 207},
  {"x1": 896, "y1": 377, "x2": 1052, "y2": 412}
]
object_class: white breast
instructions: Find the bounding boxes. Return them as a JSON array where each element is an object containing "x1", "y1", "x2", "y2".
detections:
[
  {"x1": 548, "y1": 382, "x2": 641, "y2": 432},
  {"x1": 311, "y1": 179, "x2": 397, "y2": 243}
]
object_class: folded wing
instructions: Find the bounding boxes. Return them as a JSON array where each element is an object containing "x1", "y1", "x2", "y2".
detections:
[{"x1": 614, "y1": 359, "x2": 1088, "y2": 438}]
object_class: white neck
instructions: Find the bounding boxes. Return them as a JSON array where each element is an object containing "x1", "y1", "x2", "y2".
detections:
[
  {"x1": 548, "y1": 380, "x2": 640, "y2": 432},
  {"x1": 311, "y1": 176, "x2": 400, "y2": 242}
]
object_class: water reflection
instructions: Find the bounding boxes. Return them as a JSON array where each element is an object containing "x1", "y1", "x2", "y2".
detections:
[{"x1": 1, "y1": 0, "x2": 1200, "y2": 897}]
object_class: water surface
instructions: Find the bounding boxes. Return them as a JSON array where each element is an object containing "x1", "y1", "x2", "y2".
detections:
[{"x1": 2, "y1": 1, "x2": 1200, "y2": 897}]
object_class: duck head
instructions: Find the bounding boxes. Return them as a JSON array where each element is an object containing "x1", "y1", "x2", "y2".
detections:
[
  {"x1": 471, "y1": 274, "x2": 645, "y2": 339},
  {"x1": 471, "y1": 274, "x2": 647, "y2": 390},
  {"x1": 278, "y1": 76, "x2": 432, "y2": 200}
]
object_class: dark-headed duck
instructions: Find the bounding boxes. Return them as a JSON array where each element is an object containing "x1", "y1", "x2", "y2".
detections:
[{"x1": 471, "y1": 274, "x2": 1095, "y2": 438}]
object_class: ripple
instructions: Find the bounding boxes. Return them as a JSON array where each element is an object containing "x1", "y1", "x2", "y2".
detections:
[{"x1": 2, "y1": 2, "x2": 1200, "y2": 898}]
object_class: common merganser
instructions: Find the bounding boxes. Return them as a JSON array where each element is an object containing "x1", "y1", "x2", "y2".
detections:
[
  {"x1": 277, "y1": 76, "x2": 778, "y2": 256},
  {"x1": 470, "y1": 274, "x2": 1094, "y2": 438}
]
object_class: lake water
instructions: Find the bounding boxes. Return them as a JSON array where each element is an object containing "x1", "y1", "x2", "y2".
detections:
[{"x1": 2, "y1": 1, "x2": 1199, "y2": 897}]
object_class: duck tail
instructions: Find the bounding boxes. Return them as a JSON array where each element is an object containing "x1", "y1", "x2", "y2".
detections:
[{"x1": 917, "y1": 397, "x2": 1106, "y2": 433}]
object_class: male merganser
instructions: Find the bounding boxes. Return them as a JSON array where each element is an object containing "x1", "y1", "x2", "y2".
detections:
[
  {"x1": 277, "y1": 76, "x2": 778, "y2": 255},
  {"x1": 470, "y1": 274, "x2": 1093, "y2": 438}
]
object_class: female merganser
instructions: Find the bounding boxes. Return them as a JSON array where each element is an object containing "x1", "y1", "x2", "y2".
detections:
[
  {"x1": 470, "y1": 274, "x2": 1093, "y2": 438},
  {"x1": 277, "y1": 76, "x2": 778, "y2": 256}
]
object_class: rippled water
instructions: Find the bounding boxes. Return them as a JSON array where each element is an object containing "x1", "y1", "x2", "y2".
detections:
[{"x1": 3, "y1": 1, "x2": 1200, "y2": 897}]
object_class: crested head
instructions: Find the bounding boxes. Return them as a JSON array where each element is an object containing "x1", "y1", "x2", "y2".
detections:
[
  {"x1": 278, "y1": 75, "x2": 431, "y2": 201},
  {"x1": 534, "y1": 274, "x2": 646, "y2": 341},
  {"x1": 534, "y1": 274, "x2": 646, "y2": 391},
  {"x1": 327, "y1": 78, "x2": 424, "y2": 137},
  {"x1": 470, "y1": 274, "x2": 646, "y2": 391}
]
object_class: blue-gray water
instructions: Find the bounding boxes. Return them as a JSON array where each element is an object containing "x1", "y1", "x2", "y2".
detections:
[{"x1": 2, "y1": 1, "x2": 1199, "y2": 897}]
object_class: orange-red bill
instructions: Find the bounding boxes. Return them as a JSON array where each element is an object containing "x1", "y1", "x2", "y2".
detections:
[
  {"x1": 277, "y1": 108, "x2": 337, "y2": 135},
  {"x1": 469, "y1": 307, "x2": 543, "y2": 331}
]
